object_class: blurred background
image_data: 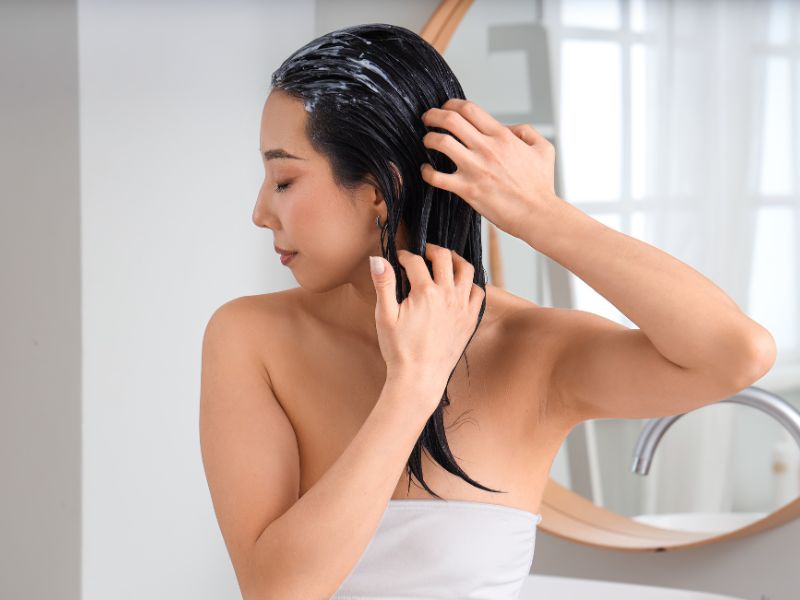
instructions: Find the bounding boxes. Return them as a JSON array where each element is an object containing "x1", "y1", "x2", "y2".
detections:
[
  {"x1": 2, "y1": 1, "x2": 798, "y2": 599},
  {"x1": 443, "y1": 0, "x2": 800, "y2": 527}
]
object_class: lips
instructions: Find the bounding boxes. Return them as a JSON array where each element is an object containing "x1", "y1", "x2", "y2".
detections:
[{"x1": 274, "y1": 245, "x2": 297, "y2": 255}]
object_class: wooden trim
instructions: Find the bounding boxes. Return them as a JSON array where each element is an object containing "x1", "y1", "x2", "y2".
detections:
[
  {"x1": 419, "y1": 0, "x2": 474, "y2": 52},
  {"x1": 419, "y1": 0, "x2": 800, "y2": 552},
  {"x1": 543, "y1": 479, "x2": 800, "y2": 552}
]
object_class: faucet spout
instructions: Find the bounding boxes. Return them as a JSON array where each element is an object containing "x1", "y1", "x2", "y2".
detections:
[{"x1": 631, "y1": 386, "x2": 800, "y2": 475}]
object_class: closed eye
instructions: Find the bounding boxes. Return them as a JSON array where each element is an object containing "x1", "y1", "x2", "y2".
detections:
[{"x1": 274, "y1": 182, "x2": 291, "y2": 193}]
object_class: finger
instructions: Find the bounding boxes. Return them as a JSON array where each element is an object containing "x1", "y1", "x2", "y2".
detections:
[
  {"x1": 369, "y1": 255, "x2": 399, "y2": 324},
  {"x1": 396, "y1": 249, "x2": 431, "y2": 293},
  {"x1": 424, "y1": 243, "x2": 454, "y2": 288},
  {"x1": 508, "y1": 123, "x2": 550, "y2": 148},
  {"x1": 422, "y1": 108, "x2": 485, "y2": 150},
  {"x1": 451, "y1": 249, "x2": 476, "y2": 294},
  {"x1": 507, "y1": 124, "x2": 534, "y2": 145},
  {"x1": 422, "y1": 130, "x2": 475, "y2": 167},
  {"x1": 469, "y1": 282, "x2": 487, "y2": 312},
  {"x1": 439, "y1": 98, "x2": 506, "y2": 137},
  {"x1": 420, "y1": 162, "x2": 469, "y2": 198}
]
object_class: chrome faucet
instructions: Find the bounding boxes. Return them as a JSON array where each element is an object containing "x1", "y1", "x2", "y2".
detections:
[{"x1": 631, "y1": 385, "x2": 800, "y2": 475}]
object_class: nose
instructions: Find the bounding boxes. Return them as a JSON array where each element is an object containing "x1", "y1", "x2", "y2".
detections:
[{"x1": 252, "y1": 180, "x2": 280, "y2": 229}]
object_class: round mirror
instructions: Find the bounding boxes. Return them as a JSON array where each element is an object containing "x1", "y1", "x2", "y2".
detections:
[{"x1": 426, "y1": 0, "x2": 800, "y2": 550}]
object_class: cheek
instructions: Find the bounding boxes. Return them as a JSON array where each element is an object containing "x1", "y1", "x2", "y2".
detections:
[
  {"x1": 290, "y1": 198, "x2": 340, "y2": 249},
  {"x1": 292, "y1": 197, "x2": 374, "y2": 269}
]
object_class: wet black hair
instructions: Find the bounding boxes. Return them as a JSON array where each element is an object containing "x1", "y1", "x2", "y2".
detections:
[{"x1": 270, "y1": 23, "x2": 505, "y2": 499}]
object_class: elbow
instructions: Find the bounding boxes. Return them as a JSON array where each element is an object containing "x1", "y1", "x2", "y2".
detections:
[
  {"x1": 240, "y1": 588, "x2": 261, "y2": 600},
  {"x1": 237, "y1": 550, "x2": 274, "y2": 600},
  {"x1": 729, "y1": 327, "x2": 777, "y2": 390},
  {"x1": 748, "y1": 328, "x2": 778, "y2": 380},
  {"x1": 239, "y1": 557, "x2": 329, "y2": 600},
  {"x1": 238, "y1": 571, "x2": 265, "y2": 600}
]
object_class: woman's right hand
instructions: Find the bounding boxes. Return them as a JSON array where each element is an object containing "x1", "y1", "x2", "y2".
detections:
[{"x1": 369, "y1": 243, "x2": 486, "y2": 412}]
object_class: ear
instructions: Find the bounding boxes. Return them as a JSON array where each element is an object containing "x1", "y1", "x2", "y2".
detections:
[
  {"x1": 388, "y1": 161, "x2": 403, "y2": 198},
  {"x1": 367, "y1": 162, "x2": 403, "y2": 225},
  {"x1": 370, "y1": 162, "x2": 403, "y2": 210}
]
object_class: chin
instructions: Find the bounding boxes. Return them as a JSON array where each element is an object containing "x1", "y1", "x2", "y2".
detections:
[
  {"x1": 293, "y1": 273, "x2": 347, "y2": 295},
  {"x1": 291, "y1": 257, "x2": 364, "y2": 295}
]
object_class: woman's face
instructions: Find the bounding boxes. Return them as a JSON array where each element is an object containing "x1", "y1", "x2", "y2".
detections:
[{"x1": 254, "y1": 89, "x2": 397, "y2": 293}]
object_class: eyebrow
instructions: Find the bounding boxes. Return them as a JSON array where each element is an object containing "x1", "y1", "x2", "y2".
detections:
[{"x1": 261, "y1": 148, "x2": 306, "y2": 161}]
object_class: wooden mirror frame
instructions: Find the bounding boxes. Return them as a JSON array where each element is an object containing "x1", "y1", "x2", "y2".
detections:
[{"x1": 419, "y1": 0, "x2": 800, "y2": 552}]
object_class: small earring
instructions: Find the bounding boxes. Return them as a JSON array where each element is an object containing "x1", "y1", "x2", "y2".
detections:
[{"x1": 375, "y1": 216, "x2": 383, "y2": 230}]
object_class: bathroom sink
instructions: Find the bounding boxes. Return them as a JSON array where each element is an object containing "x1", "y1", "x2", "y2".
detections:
[
  {"x1": 631, "y1": 511, "x2": 769, "y2": 533},
  {"x1": 520, "y1": 575, "x2": 746, "y2": 599}
]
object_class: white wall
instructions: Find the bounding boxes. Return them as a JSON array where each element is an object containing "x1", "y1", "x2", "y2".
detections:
[
  {"x1": 2, "y1": 1, "x2": 798, "y2": 599},
  {"x1": 77, "y1": 1, "x2": 314, "y2": 598}
]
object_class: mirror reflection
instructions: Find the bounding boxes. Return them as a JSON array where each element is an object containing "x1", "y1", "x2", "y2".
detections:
[{"x1": 444, "y1": 0, "x2": 800, "y2": 533}]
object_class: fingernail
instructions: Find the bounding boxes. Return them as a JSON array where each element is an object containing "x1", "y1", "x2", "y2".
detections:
[{"x1": 369, "y1": 255, "x2": 384, "y2": 275}]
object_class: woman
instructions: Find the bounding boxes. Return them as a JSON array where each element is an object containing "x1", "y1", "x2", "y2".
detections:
[{"x1": 199, "y1": 23, "x2": 776, "y2": 600}]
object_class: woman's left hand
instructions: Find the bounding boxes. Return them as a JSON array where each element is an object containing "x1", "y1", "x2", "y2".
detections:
[{"x1": 420, "y1": 98, "x2": 557, "y2": 241}]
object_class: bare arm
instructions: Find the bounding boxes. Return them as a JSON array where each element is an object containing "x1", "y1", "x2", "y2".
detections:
[
  {"x1": 251, "y1": 247, "x2": 483, "y2": 598},
  {"x1": 202, "y1": 242, "x2": 483, "y2": 599},
  {"x1": 521, "y1": 197, "x2": 775, "y2": 424},
  {"x1": 199, "y1": 297, "x2": 443, "y2": 600},
  {"x1": 415, "y1": 101, "x2": 773, "y2": 422},
  {"x1": 523, "y1": 195, "x2": 773, "y2": 377},
  {"x1": 251, "y1": 375, "x2": 436, "y2": 599}
]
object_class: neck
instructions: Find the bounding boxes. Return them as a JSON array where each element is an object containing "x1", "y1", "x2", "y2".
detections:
[
  {"x1": 308, "y1": 224, "x2": 411, "y2": 346},
  {"x1": 333, "y1": 278, "x2": 381, "y2": 344}
]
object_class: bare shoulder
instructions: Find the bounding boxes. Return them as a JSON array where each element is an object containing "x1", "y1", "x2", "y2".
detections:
[
  {"x1": 207, "y1": 288, "x2": 304, "y2": 332},
  {"x1": 484, "y1": 283, "x2": 559, "y2": 343},
  {"x1": 484, "y1": 285, "x2": 598, "y2": 355},
  {"x1": 199, "y1": 292, "x2": 302, "y2": 595},
  {"x1": 483, "y1": 288, "x2": 588, "y2": 431},
  {"x1": 204, "y1": 288, "x2": 307, "y2": 372},
  {"x1": 212, "y1": 287, "x2": 302, "y2": 316}
]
